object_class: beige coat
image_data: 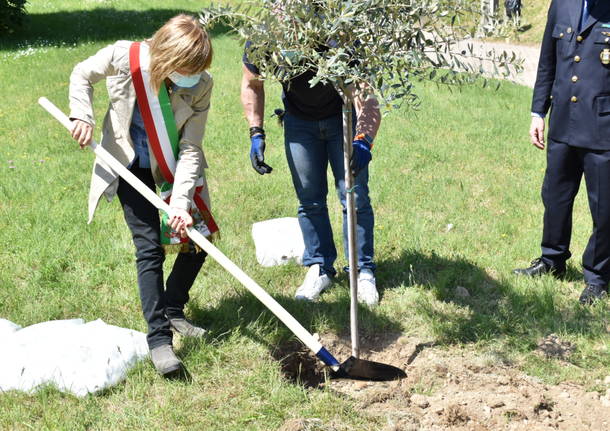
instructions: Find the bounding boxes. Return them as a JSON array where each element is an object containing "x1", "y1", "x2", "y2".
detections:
[{"x1": 69, "y1": 40, "x2": 213, "y2": 223}]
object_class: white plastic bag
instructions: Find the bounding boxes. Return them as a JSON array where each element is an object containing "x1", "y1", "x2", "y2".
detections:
[
  {"x1": 0, "y1": 319, "x2": 21, "y2": 339},
  {"x1": 0, "y1": 318, "x2": 148, "y2": 397},
  {"x1": 251, "y1": 217, "x2": 305, "y2": 267}
]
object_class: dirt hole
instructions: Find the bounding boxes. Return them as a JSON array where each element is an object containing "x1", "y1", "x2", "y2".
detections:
[{"x1": 272, "y1": 341, "x2": 327, "y2": 388}]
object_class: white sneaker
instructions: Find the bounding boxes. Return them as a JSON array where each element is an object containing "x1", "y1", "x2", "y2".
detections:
[
  {"x1": 357, "y1": 269, "x2": 379, "y2": 306},
  {"x1": 295, "y1": 264, "x2": 332, "y2": 301}
]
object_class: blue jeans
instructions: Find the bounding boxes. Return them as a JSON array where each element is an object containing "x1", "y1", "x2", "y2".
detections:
[{"x1": 283, "y1": 112, "x2": 375, "y2": 276}]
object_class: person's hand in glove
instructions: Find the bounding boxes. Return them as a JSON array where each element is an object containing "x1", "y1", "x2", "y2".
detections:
[
  {"x1": 249, "y1": 126, "x2": 273, "y2": 175},
  {"x1": 350, "y1": 133, "x2": 373, "y2": 177}
]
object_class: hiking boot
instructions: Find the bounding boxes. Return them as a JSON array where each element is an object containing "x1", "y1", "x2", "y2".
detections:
[
  {"x1": 169, "y1": 318, "x2": 207, "y2": 338},
  {"x1": 150, "y1": 344, "x2": 182, "y2": 377},
  {"x1": 295, "y1": 264, "x2": 332, "y2": 301},
  {"x1": 357, "y1": 269, "x2": 379, "y2": 306}
]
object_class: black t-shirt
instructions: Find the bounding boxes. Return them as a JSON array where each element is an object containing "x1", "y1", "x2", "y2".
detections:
[{"x1": 243, "y1": 45, "x2": 343, "y2": 121}]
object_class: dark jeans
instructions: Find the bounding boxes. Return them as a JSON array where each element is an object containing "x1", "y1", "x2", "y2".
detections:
[
  {"x1": 283, "y1": 112, "x2": 375, "y2": 276},
  {"x1": 117, "y1": 166, "x2": 206, "y2": 349},
  {"x1": 541, "y1": 140, "x2": 610, "y2": 286}
]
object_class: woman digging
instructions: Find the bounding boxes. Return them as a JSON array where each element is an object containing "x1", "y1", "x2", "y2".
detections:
[{"x1": 68, "y1": 14, "x2": 217, "y2": 377}]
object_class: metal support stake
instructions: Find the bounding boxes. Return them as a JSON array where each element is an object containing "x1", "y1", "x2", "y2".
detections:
[{"x1": 339, "y1": 89, "x2": 360, "y2": 359}]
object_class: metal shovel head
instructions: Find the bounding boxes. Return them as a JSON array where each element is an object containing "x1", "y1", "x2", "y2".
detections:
[{"x1": 331, "y1": 356, "x2": 406, "y2": 381}]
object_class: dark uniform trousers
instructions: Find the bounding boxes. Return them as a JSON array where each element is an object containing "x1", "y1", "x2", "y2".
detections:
[
  {"x1": 542, "y1": 141, "x2": 610, "y2": 286},
  {"x1": 533, "y1": 0, "x2": 610, "y2": 287}
]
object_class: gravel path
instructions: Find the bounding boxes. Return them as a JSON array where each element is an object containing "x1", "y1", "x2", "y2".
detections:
[{"x1": 455, "y1": 39, "x2": 541, "y2": 88}]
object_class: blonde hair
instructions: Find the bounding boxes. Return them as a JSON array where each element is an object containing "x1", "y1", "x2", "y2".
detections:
[{"x1": 149, "y1": 14, "x2": 213, "y2": 92}]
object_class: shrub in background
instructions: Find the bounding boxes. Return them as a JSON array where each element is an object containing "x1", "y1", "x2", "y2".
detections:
[{"x1": 1, "y1": 0, "x2": 28, "y2": 35}]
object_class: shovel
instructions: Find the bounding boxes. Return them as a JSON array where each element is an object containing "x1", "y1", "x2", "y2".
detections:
[{"x1": 39, "y1": 97, "x2": 405, "y2": 381}]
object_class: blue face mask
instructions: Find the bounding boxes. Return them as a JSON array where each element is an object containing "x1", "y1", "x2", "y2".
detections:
[{"x1": 168, "y1": 71, "x2": 202, "y2": 88}]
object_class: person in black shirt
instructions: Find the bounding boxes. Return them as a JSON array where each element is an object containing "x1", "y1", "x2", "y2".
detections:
[{"x1": 241, "y1": 46, "x2": 382, "y2": 306}]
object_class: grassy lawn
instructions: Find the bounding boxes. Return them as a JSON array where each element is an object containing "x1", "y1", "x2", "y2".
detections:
[
  {"x1": 0, "y1": 0, "x2": 608, "y2": 430},
  {"x1": 503, "y1": 0, "x2": 551, "y2": 45},
  {"x1": 521, "y1": 0, "x2": 552, "y2": 44}
]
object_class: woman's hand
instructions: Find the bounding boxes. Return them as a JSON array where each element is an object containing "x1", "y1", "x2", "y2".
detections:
[
  {"x1": 71, "y1": 119, "x2": 93, "y2": 148},
  {"x1": 168, "y1": 208, "x2": 193, "y2": 238}
]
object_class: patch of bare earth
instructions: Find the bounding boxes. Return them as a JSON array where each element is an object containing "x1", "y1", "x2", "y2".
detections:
[{"x1": 275, "y1": 333, "x2": 610, "y2": 430}]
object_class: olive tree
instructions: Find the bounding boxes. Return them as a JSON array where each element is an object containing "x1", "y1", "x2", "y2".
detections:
[
  {"x1": 200, "y1": 0, "x2": 520, "y2": 109},
  {"x1": 200, "y1": 0, "x2": 520, "y2": 356}
]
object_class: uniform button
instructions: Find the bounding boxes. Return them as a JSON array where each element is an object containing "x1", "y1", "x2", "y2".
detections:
[
  {"x1": 577, "y1": 35, "x2": 584, "y2": 42},
  {"x1": 606, "y1": 37, "x2": 610, "y2": 43},
  {"x1": 560, "y1": 32, "x2": 564, "y2": 38},
  {"x1": 567, "y1": 27, "x2": 573, "y2": 34},
  {"x1": 572, "y1": 75, "x2": 579, "y2": 82},
  {"x1": 575, "y1": 55, "x2": 581, "y2": 62},
  {"x1": 571, "y1": 96, "x2": 578, "y2": 103}
]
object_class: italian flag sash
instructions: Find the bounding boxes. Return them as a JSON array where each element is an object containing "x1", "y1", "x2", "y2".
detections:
[{"x1": 129, "y1": 41, "x2": 218, "y2": 252}]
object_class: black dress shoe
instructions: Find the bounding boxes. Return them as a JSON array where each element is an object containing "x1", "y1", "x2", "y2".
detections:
[
  {"x1": 578, "y1": 284, "x2": 608, "y2": 305},
  {"x1": 512, "y1": 257, "x2": 566, "y2": 278}
]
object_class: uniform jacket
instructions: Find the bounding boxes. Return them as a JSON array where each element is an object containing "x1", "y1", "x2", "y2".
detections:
[
  {"x1": 532, "y1": 0, "x2": 610, "y2": 149},
  {"x1": 69, "y1": 40, "x2": 213, "y2": 222}
]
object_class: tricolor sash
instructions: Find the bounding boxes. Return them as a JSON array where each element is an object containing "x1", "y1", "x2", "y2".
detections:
[{"x1": 129, "y1": 41, "x2": 218, "y2": 252}]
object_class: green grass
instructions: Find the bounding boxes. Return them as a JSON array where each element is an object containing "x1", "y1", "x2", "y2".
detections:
[
  {"x1": 1, "y1": 0, "x2": 609, "y2": 430},
  {"x1": 520, "y1": 0, "x2": 552, "y2": 44},
  {"x1": 500, "y1": 0, "x2": 551, "y2": 45}
]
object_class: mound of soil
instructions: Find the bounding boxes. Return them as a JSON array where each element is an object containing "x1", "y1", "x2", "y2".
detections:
[
  {"x1": 275, "y1": 333, "x2": 610, "y2": 430},
  {"x1": 536, "y1": 334, "x2": 575, "y2": 360}
]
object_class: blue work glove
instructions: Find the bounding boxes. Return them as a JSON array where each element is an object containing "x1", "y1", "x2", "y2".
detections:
[
  {"x1": 249, "y1": 128, "x2": 273, "y2": 175},
  {"x1": 350, "y1": 134, "x2": 373, "y2": 177}
]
